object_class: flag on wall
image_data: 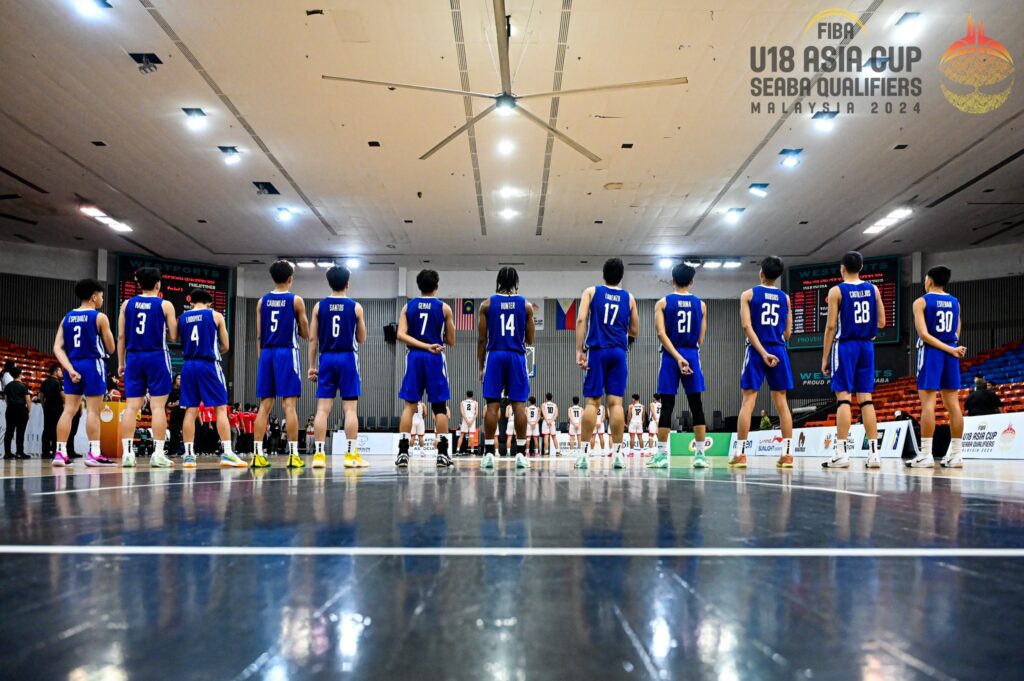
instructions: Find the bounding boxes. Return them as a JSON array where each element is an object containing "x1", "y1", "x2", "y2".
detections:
[
  {"x1": 556, "y1": 298, "x2": 577, "y2": 330},
  {"x1": 454, "y1": 298, "x2": 475, "y2": 330}
]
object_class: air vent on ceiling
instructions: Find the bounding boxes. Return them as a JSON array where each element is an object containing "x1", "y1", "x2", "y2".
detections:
[
  {"x1": 628, "y1": 262, "x2": 653, "y2": 266},
  {"x1": 367, "y1": 140, "x2": 381, "y2": 147},
  {"x1": 253, "y1": 181, "x2": 280, "y2": 195},
  {"x1": 0, "y1": 213, "x2": 38, "y2": 225},
  {"x1": 498, "y1": 262, "x2": 525, "y2": 266},
  {"x1": 369, "y1": 261, "x2": 396, "y2": 266},
  {"x1": 594, "y1": 220, "x2": 604, "y2": 224},
  {"x1": 0, "y1": 165, "x2": 48, "y2": 194},
  {"x1": 983, "y1": 188, "x2": 995, "y2": 193},
  {"x1": 91, "y1": 140, "x2": 107, "y2": 147},
  {"x1": 128, "y1": 52, "x2": 163, "y2": 66},
  {"x1": 621, "y1": 143, "x2": 634, "y2": 149},
  {"x1": 799, "y1": 220, "x2": 809, "y2": 225},
  {"x1": 893, "y1": 144, "x2": 908, "y2": 150},
  {"x1": 403, "y1": 219, "x2": 413, "y2": 224},
  {"x1": 197, "y1": 219, "x2": 208, "y2": 224}
]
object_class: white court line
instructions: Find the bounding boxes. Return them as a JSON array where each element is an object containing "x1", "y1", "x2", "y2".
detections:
[
  {"x1": 1, "y1": 545, "x2": 1022, "y2": 558},
  {"x1": 33, "y1": 476, "x2": 294, "y2": 496}
]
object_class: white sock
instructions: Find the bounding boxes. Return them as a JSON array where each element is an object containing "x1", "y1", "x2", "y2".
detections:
[
  {"x1": 184, "y1": 442, "x2": 195, "y2": 456},
  {"x1": 221, "y1": 440, "x2": 233, "y2": 456},
  {"x1": 288, "y1": 441, "x2": 299, "y2": 456},
  {"x1": 657, "y1": 440, "x2": 668, "y2": 455},
  {"x1": 738, "y1": 439, "x2": 748, "y2": 456},
  {"x1": 782, "y1": 438, "x2": 792, "y2": 456},
  {"x1": 921, "y1": 437, "x2": 933, "y2": 457},
  {"x1": 837, "y1": 438, "x2": 848, "y2": 457},
  {"x1": 949, "y1": 437, "x2": 962, "y2": 456},
  {"x1": 868, "y1": 438, "x2": 878, "y2": 457},
  {"x1": 255, "y1": 440, "x2": 264, "y2": 456},
  {"x1": 693, "y1": 439, "x2": 705, "y2": 455},
  {"x1": 613, "y1": 443, "x2": 623, "y2": 456},
  {"x1": 582, "y1": 442, "x2": 590, "y2": 455},
  {"x1": 89, "y1": 440, "x2": 101, "y2": 457},
  {"x1": 56, "y1": 442, "x2": 67, "y2": 456},
  {"x1": 315, "y1": 441, "x2": 325, "y2": 454},
  {"x1": 154, "y1": 439, "x2": 165, "y2": 456},
  {"x1": 122, "y1": 438, "x2": 132, "y2": 455}
]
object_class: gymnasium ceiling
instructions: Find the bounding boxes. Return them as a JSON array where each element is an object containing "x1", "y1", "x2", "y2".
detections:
[{"x1": 1, "y1": 0, "x2": 1023, "y2": 270}]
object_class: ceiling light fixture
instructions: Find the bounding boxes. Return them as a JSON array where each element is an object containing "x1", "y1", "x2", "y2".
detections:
[
  {"x1": 96, "y1": 217, "x2": 133, "y2": 233},
  {"x1": 74, "y1": 0, "x2": 111, "y2": 18},
  {"x1": 499, "y1": 208, "x2": 518, "y2": 219},
  {"x1": 276, "y1": 207, "x2": 293, "y2": 223},
  {"x1": 219, "y1": 146, "x2": 241, "y2": 165},
  {"x1": 812, "y1": 110, "x2": 838, "y2": 132},
  {"x1": 724, "y1": 208, "x2": 746, "y2": 225},
  {"x1": 495, "y1": 94, "x2": 516, "y2": 116},
  {"x1": 80, "y1": 206, "x2": 106, "y2": 218},
  {"x1": 316, "y1": 260, "x2": 334, "y2": 268},
  {"x1": 748, "y1": 183, "x2": 769, "y2": 198},
  {"x1": 658, "y1": 258, "x2": 674, "y2": 270},
  {"x1": 703, "y1": 261, "x2": 723, "y2": 269},
  {"x1": 780, "y1": 148, "x2": 803, "y2": 168},
  {"x1": 497, "y1": 139, "x2": 515, "y2": 156},
  {"x1": 183, "y1": 108, "x2": 207, "y2": 131},
  {"x1": 296, "y1": 260, "x2": 316, "y2": 269},
  {"x1": 723, "y1": 261, "x2": 742, "y2": 269},
  {"x1": 684, "y1": 260, "x2": 702, "y2": 268},
  {"x1": 498, "y1": 186, "x2": 520, "y2": 199},
  {"x1": 863, "y1": 207, "x2": 913, "y2": 234},
  {"x1": 345, "y1": 258, "x2": 361, "y2": 269}
]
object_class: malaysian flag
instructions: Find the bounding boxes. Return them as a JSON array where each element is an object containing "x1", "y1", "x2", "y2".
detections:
[{"x1": 454, "y1": 298, "x2": 475, "y2": 330}]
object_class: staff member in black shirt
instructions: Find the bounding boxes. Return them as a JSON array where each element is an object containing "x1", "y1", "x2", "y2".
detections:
[
  {"x1": 3, "y1": 367, "x2": 32, "y2": 459},
  {"x1": 39, "y1": 364, "x2": 64, "y2": 458},
  {"x1": 965, "y1": 377, "x2": 1003, "y2": 416}
]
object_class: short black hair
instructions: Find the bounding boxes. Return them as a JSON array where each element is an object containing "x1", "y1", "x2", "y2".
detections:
[
  {"x1": 528, "y1": 396, "x2": 536, "y2": 404},
  {"x1": 269, "y1": 260, "x2": 294, "y2": 284},
  {"x1": 841, "y1": 251, "x2": 864, "y2": 274},
  {"x1": 134, "y1": 267, "x2": 162, "y2": 291},
  {"x1": 496, "y1": 266, "x2": 519, "y2": 293},
  {"x1": 632, "y1": 393, "x2": 640, "y2": 401},
  {"x1": 603, "y1": 257, "x2": 624, "y2": 285},
  {"x1": 653, "y1": 394, "x2": 661, "y2": 401},
  {"x1": 417, "y1": 269, "x2": 440, "y2": 294},
  {"x1": 572, "y1": 396, "x2": 580, "y2": 405},
  {"x1": 760, "y1": 256, "x2": 785, "y2": 282},
  {"x1": 466, "y1": 390, "x2": 474, "y2": 398},
  {"x1": 74, "y1": 278, "x2": 104, "y2": 301},
  {"x1": 9, "y1": 367, "x2": 22, "y2": 379},
  {"x1": 927, "y1": 265, "x2": 952, "y2": 287},
  {"x1": 49, "y1": 363, "x2": 61, "y2": 375},
  {"x1": 545, "y1": 392, "x2": 552, "y2": 400},
  {"x1": 326, "y1": 265, "x2": 351, "y2": 292},
  {"x1": 672, "y1": 263, "x2": 696, "y2": 287},
  {"x1": 190, "y1": 288, "x2": 213, "y2": 305}
]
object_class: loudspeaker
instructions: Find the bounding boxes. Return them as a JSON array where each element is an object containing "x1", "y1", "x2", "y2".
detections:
[{"x1": 383, "y1": 323, "x2": 397, "y2": 343}]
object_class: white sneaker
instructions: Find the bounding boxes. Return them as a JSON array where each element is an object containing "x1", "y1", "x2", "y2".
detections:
[
  {"x1": 865, "y1": 455, "x2": 882, "y2": 469},
  {"x1": 940, "y1": 454, "x2": 963, "y2": 469},
  {"x1": 574, "y1": 454, "x2": 589, "y2": 469},
  {"x1": 905, "y1": 454, "x2": 935, "y2": 468},
  {"x1": 515, "y1": 453, "x2": 531, "y2": 469},
  {"x1": 121, "y1": 450, "x2": 136, "y2": 468},
  {"x1": 481, "y1": 453, "x2": 495, "y2": 469},
  {"x1": 150, "y1": 451, "x2": 174, "y2": 468},
  {"x1": 612, "y1": 452, "x2": 625, "y2": 469},
  {"x1": 821, "y1": 454, "x2": 850, "y2": 469}
]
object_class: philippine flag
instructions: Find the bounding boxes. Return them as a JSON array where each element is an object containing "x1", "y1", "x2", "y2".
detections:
[{"x1": 556, "y1": 298, "x2": 577, "y2": 330}]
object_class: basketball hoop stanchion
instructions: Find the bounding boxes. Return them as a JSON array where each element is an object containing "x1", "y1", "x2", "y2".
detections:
[{"x1": 525, "y1": 346, "x2": 537, "y2": 378}]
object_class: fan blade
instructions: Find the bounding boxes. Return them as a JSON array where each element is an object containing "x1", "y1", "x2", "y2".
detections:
[
  {"x1": 420, "y1": 104, "x2": 498, "y2": 160},
  {"x1": 493, "y1": 0, "x2": 513, "y2": 94},
  {"x1": 322, "y1": 75, "x2": 493, "y2": 99},
  {"x1": 517, "y1": 76, "x2": 689, "y2": 100},
  {"x1": 514, "y1": 106, "x2": 601, "y2": 163}
]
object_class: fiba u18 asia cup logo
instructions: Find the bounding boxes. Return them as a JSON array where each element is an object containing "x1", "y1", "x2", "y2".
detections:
[{"x1": 940, "y1": 16, "x2": 1014, "y2": 114}]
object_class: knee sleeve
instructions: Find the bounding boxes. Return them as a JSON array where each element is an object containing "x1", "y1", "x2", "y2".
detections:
[
  {"x1": 658, "y1": 395, "x2": 676, "y2": 429},
  {"x1": 836, "y1": 399, "x2": 852, "y2": 411},
  {"x1": 686, "y1": 393, "x2": 706, "y2": 427},
  {"x1": 859, "y1": 400, "x2": 874, "y2": 409},
  {"x1": 431, "y1": 402, "x2": 448, "y2": 416}
]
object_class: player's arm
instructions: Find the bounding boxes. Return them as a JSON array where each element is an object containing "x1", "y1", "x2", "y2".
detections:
[
  {"x1": 98, "y1": 313, "x2": 115, "y2": 354},
  {"x1": 553, "y1": 403, "x2": 559, "y2": 421},
  {"x1": 398, "y1": 303, "x2": 437, "y2": 352},
  {"x1": 575, "y1": 287, "x2": 594, "y2": 355},
  {"x1": 698, "y1": 300, "x2": 708, "y2": 345},
  {"x1": 295, "y1": 296, "x2": 309, "y2": 340},
  {"x1": 476, "y1": 298, "x2": 490, "y2": 372},
  {"x1": 255, "y1": 301, "x2": 262, "y2": 352},
  {"x1": 821, "y1": 286, "x2": 840, "y2": 375},
  {"x1": 163, "y1": 300, "x2": 178, "y2": 342},
  {"x1": 355, "y1": 302, "x2": 367, "y2": 344},
  {"x1": 52, "y1": 325, "x2": 76, "y2": 378},
  {"x1": 214, "y1": 311, "x2": 230, "y2": 354},
  {"x1": 461, "y1": 400, "x2": 469, "y2": 421},
  {"x1": 628, "y1": 293, "x2": 640, "y2": 338},
  {"x1": 442, "y1": 303, "x2": 456, "y2": 347},
  {"x1": 740, "y1": 288, "x2": 774, "y2": 364},
  {"x1": 116, "y1": 300, "x2": 128, "y2": 375},
  {"x1": 524, "y1": 299, "x2": 536, "y2": 346},
  {"x1": 307, "y1": 302, "x2": 320, "y2": 380},
  {"x1": 874, "y1": 284, "x2": 887, "y2": 330},
  {"x1": 654, "y1": 298, "x2": 686, "y2": 365},
  {"x1": 913, "y1": 297, "x2": 963, "y2": 357},
  {"x1": 784, "y1": 293, "x2": 793, "y2": 341}
]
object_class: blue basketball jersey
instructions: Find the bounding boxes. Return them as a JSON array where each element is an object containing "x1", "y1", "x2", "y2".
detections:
[
  {"x1": 586, "y1": 285, "x2": 630, "y2": 350},
  {"x1": 62, "y1": 309, "x2": 106, "y2": 360},
  {"x1": 180, "y1": 308, "x2": 221, "y2": 361},
  {"x1": 124, "y1": 296, "x2": 168, "y2": 352},
  {"x1": 749, "y1": 285, "x2": 788, "y2": 345},
  {"x1": 485, "y1": 294, "x2": 527, "y2": 353},
  {"x1": 318, "y1": 296, "x2": 359, "y2": 353},
  {"x1": 405, "y1": 297, "x2": 446, "y2": 349},
  {"x1": 923, "y1": 292, "x2": 960, "y2": 343},
  {"x1": 836, "y1": 281, "x2": 878, "y2": 341},
  {"x1": 663, "y1": 292, "x2": 703, "y2": 349},
  {"x1": 260, "y1": 291, "x2": 297, "y2": 349}
]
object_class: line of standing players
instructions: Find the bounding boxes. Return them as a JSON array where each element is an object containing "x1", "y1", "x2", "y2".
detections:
[{"x1": 48, "y1": 250, "x2": 967, "y2": 470}]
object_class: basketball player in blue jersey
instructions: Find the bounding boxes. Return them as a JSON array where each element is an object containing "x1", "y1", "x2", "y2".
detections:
[
  {"x1": 308, "y1": 265, "x2": 368, "y2": 470},
  {"x1": 395, "y1": 269, "x2": 456, "y2": 468},
  {"x1": 254, "y1": 260, "x2": 309, "y2": 469},
  {"x1": 118, "y1": 267, "x2": 178, "y2": 468},
  {"x1": 52, "y1": 278, "x2": 116, "y2": 467},
  {"x1": 178, "y1": 289, "x2": 247, "y2": 469},
  {"x1": 731, "y1": 256, "x2": 795, "y2": 469},
  {"x1": 822, "y1": 251, "x2": 886, "y2": 469},
  {"x1": 575, "y1": 258, "x2": 639, "y2": 470},
  {"x1": 478, "y1": 267, "x2": 535, "y2": 470},
  {"x1": 910, "y1": 266, "x2": 967, "y2": 468},
  {"x1": 649, "y1": 263, "x2": 707, "y2": 469}
]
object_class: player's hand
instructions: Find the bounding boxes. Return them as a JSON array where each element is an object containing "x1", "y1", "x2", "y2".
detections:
[
  {"x1": 117, "y1": 364, "x2": 125, "y2": 377},
  {"x1": 307, "y1": 368, "x2": 318, "y2": 382},
  {"x1": 953, "y1": 346, "x2": 967, "y2": 358},
  {"x1": 821, "y1": 357, "x2": 831, "y2": 377},
  {"x1": 69, "y1": 370, "x2": 82, "y2": 384},
  {"x1": 577, "y1": 350, "x2": 588, "y2": 369},
  {"x1": 762, "y1": 352, "x2": 779, "y2": 368},
  {"x1": 479, "y1": 368, "x2": 485, "y2": 383},
  {"x1": 677, "y1": 357, "x2": 693, "y2": 375},
  {"x1": 428, "y1": 343, "x2": 444, "y2": 354}
]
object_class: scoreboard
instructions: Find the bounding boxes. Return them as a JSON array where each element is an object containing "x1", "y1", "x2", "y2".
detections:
[
  {"x1": 787, "y1": 256, "x2": 900, "y2": 349},
  {"x1": 116, "y1": 254, "x2": 234, "y2": 327}
]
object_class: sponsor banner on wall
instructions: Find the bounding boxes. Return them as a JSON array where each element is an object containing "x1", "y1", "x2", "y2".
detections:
[
  {"x1": 735, "y1": 420, "x2": 917, "y2": 459},
  {"x1": 961, "y1": 413, "x2": 1024, "y2": 459},
  {"x1": 531, "y1": 297, "x2": 546, "y2": 331},
  {"x1": 669, "y1": 432, "x2": 733, "y2": 458}
]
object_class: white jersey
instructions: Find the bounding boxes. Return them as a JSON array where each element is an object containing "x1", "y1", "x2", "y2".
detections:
[
  {"x1": 505, "y1": 404, "x2": 515, "y2": 435},
  {"x1": 527, "y1": 405, "x2": 540, "y2": 425},
  {"x1": 569, "y1": 405, "x2": 583, "y2": 425},
  {"x1": 650, "y1": 402, "x2": 661, "y2": 422},
  {"x1": 596, "y1": 406, "x2": 605, "y2": 425},
  {"x1": 413, "y1": 402, "x2": 425, "y2": 420},
  {"x1": 629, "y1": 403, "x2": 644, "y2": 422},
  {"x1": 461, "y1": 399, "x2": 478, "y2": 421},
  {"x1": 541, "y1": 401, "x2": 557, "y2": 422}
]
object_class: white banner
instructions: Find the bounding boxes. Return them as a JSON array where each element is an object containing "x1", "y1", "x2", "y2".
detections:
[
  {"x1": 962, "y1": 413, "x2": 1024, "y2": 459},
  {"x1": 737, "y1": 420, "x2": 917, "y2": 459},
  {"x1": 531, "y1": 297, "x2": 546, "y2": 331}
]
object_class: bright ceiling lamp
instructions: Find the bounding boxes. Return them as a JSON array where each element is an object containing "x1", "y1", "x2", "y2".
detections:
[
  {"x1": 658, "y1": 258, "x2": 674, "y2": 269},
  {"x1": 316, "y1": 260, "x2": 334, "y2": 268},
  {"x1": 812, "y1": 110, "x2": 838, "y2": 132},
  {"x1": 345, "y1": 258, "x2": 361, "y2": 269},
  {"x1": 723, "y1": 261, "x2": 742, "y2": 269},
  {"x1": 276, "y1": 207, "x2": 293, "y2": 223},
  {"x1": 703, "y1": 261, "x2": 723, "y2": 269},
  {"x1": 780, "y1": 148, "x2": 803, "y2": 168},
  {"x1": 724, "y1": 208, "x2": 745, "y2": 225},
  {"x1": 497, "y1": 139, "x2": 515, "y2": 156},
  {"x1": 499, "y1": 208, "x2": 518, "y2": 219},
  {"x1": 296, "y1": 260, "x2": 316, "y2": 269},
  {"x1": 748, "y1": 183, "x2": 769, "y2": 198},
  {"x1": 80, "y1": 206, "x2": 106, "y2": 217}
]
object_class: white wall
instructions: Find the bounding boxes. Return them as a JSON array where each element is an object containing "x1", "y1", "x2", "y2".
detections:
[
  {"x1": 237, "y1": 265, "x2": 399, "y2": 299},
  {"x1": 920, "y1": 244, "x2": 1024, "y2": 282},
  {"x1": 0, "y1": 241, "x2": 96, "y2": 281}
]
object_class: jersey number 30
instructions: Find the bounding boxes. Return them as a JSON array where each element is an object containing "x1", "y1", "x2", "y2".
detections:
[{"x1": 935, "y1": 310, "x2": 955, "y2": 333}]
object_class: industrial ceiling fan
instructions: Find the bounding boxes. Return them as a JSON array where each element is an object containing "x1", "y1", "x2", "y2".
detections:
[{"x1": 322, "y1": 0, "x2": 687, "y2": 162}]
